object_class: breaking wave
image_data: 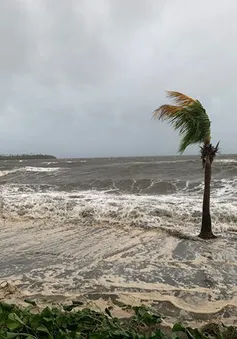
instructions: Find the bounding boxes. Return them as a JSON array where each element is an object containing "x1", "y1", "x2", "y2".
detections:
[
  {"x1": 215, "y1": 158, "x2": 237, "y2": 164},
  {"x1": 0, "y1": 167, "x2": 60, "y2": 178},
  {"x1": 0, "y1": 185, "x2": 237, "y2": 238},
  {"x1": 23, "y1": 166, "x2": 60, "y2": 172},
  {"x1": 0, "y1": 156, "x2": 237, "y2": 237}
]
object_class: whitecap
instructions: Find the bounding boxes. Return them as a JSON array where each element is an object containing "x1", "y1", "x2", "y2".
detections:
[{"x1": 22, "y1": 167, "x2": 60, "y2": 172}]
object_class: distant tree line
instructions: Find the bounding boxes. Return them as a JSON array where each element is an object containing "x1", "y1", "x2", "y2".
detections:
[{"x1": 0, "y1": 154, "x2": 56, "y2": 160}]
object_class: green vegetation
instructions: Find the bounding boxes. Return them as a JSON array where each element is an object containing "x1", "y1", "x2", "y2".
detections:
[
  {"x1": 0, "y1": 302, "x2": 235, "y2": 338},
  {"x1": 153, "y1": 91, "x2": 219, "y2": 239},
  {"x1": 0, "y1": 154, "x2": 56, "y2": 160}
]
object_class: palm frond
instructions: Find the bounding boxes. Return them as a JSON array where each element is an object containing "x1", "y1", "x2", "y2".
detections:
[
  {"x1": 166, "y1": 91, "x2": 196, "y2": 106},
  {"x1": 153, "y1": 92, "x2": 211, "y2": 153},
  {"x1": 153, "y1": 105, "x2": 182, "y2": 120}
]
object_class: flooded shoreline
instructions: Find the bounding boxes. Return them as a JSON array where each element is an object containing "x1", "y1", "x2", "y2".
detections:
[{"x1": 1, "y1": 220, "x2": 237, "y2": 326}]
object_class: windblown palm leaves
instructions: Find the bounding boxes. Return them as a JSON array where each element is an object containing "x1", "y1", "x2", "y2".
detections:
[{"x1": 153, "y1": 91, "x2": 211, "y2": 153}]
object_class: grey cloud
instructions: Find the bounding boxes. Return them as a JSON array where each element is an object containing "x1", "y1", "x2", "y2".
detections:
[
  {"x1": 0, "y1": 0, "x2": 34, "y2": 75},
  {"x1": 0, "y1": 0, "x2": 236, "y2": 156}
]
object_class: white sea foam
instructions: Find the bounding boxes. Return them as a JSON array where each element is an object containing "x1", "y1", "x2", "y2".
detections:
[
  {"x1": 213, "y1": 178, "x2": 237, "y2": 198},
  {"x1": 1, "y1": 216, "x2": 237, "y2": 321},
  {"x1": 0, "y1": 170, "x2": 17, "y2": 177},
  {"x1": 0, "y1": 186, "x2": 236, "y2": 235},
  {"x1": 216, "y1": 159, "x2": 237, "y2": 164},
  {"x1": 22, "y1": 166, "x2": 60, "y2": 172},
  {"x1": 0, "y1": 167, "x2": 60, "y2": 177}
]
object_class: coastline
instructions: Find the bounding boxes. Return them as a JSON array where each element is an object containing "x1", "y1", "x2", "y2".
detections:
[{"x1": 0, "y1": 154, "x2": 56, "y2": 160}]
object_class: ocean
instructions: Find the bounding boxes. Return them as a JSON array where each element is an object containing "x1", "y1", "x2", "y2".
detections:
[{"x1": 0, "y1": 155, "x2": 237, "y2": 324}]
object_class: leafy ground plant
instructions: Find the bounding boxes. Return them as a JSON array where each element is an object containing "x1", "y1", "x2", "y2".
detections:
[{"x1": 0, "y1": 302, "x2": 235, "y2": 338}]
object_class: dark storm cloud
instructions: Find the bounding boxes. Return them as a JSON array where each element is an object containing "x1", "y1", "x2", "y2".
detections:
[{"x1": 0, "y1": 0, "x2": 236, "y2": 156}]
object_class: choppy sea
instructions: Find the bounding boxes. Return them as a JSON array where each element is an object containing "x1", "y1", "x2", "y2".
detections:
[{"x1": 0, "y1": 155, "x2": 237, "y2": 324}]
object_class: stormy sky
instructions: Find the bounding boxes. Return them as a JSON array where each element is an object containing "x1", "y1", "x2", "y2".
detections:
[{"x1": 0, "y1": 0, "x2": 236, "y2": 157}]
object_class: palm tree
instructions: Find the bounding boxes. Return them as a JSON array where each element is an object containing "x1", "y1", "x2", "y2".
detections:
[{"x1": 153, "y1": 91, "x2": 219, "y2": 239}]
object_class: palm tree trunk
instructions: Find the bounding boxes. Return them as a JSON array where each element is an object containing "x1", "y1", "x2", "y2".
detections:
[{"x1": 199, "y1": 154, "x2": 216, "y2": 239}]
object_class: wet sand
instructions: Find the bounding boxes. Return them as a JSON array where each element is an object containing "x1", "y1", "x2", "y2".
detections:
[{"x1": 0, "y1": 220, "x2": 237, "y2": 326}]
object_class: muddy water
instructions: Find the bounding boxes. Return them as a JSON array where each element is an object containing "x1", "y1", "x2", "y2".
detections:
[
  {"x1": 0, "y1": 156, "x2": 237, "y2": 325},
  {"x1": 1, "y1": 220, "x2": 237, "y2": 326}
]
